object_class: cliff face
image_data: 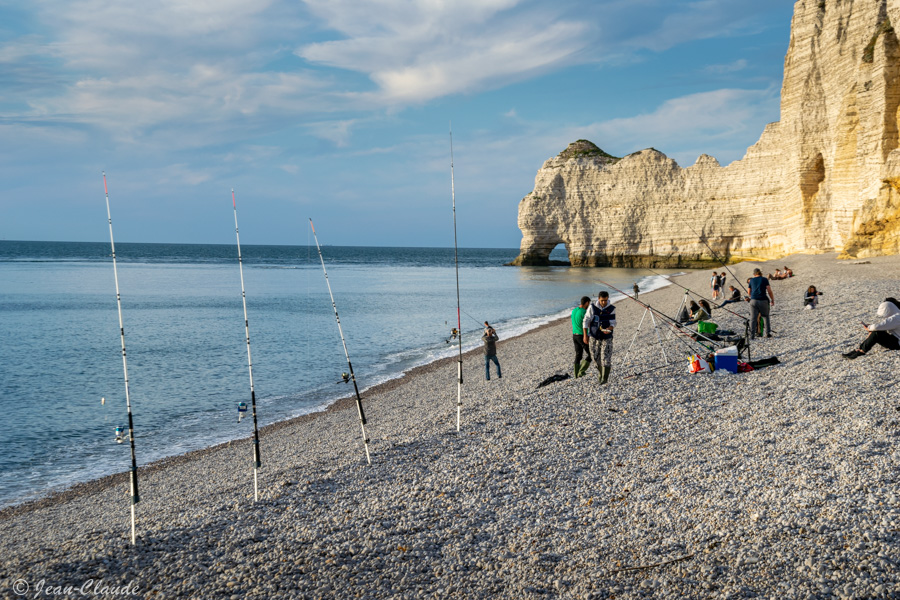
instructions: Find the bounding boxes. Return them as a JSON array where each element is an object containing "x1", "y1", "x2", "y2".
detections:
[{"x1": 512, "y1": 0, "x2": 900, "y2": 267}]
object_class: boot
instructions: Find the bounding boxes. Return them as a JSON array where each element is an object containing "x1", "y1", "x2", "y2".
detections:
[
  {"x1": 573, "y1": 361, "x2": 582, "y2": 378},
  {"x1": 599, "y1": 366, "x2": 610, "y2": 385},
  {"x1": 577, "y1": 360, "x2": 591, "y2": 377}
]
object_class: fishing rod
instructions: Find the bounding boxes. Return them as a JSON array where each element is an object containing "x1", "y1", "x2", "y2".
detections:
[
  {"x1": 102, "y1": 172, "x2": 140, "y2": 545},
  {"x1": 460, "y1": 308, "x2": 483, "y2": 328},
  {"x1": 688, "y1": 220, "x2": 760, "y2": 358},
  {"x1": 450, "y1": 124, "x2": 463, "y2": 432},
  {"x1": 596, "y1": 278, "x2": 720, "y2": 355},
  {"x1": 309, "y1": 219, "x2": 372, "y2": 464},
  {"x1": 622, "y1": 362, "x2": 676, "y2": 380},
  {"x1": 644, "y1": 268, "x2": 748, "y2": 322},
  {"x1": 685, "y1": 221, "x2": 744, "y2": 293},
  {"x1": 232, "y1": 190, "x2": 262, "y2": 501},
  {"x1": 647, "y1": 266, "x2": 751, "y2": 362}
]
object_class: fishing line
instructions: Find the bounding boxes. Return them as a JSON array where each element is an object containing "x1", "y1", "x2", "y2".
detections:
[
  {"x1": 460, "y1": 308, "x2": 483, "y2": 328},
  {"x1": 102, "y1": 172, "x2": 140, "y2": 545},
  {"x1": 596, "y1": 278, "x2": 719, "y2": 356},
  {"x1": 232, "y1": 190, "x2": 262, "y2": 502},
  {"x1": 309, "y1": 219, "x2": 372, "y2": 464},
  {"x1": 677, "y1": 223, "x2": 753, "y2": 361},
  {"x1": 645, "y1": 268, "x2": 748, "y2": 323},
  {"x1": 684, "y1": 221, "x2": 744, "y2": 293}
]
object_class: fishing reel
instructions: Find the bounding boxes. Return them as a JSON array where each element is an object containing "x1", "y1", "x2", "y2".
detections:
[
  {"x1": 114, "y1": 426, "x2": 130, "y2": 444},
  {"x1": 336, "y1": 372, "x2": 351, "y2": 384},
  {"x1": 237, "y1": 402, "x2": 248, "y2": 422}
]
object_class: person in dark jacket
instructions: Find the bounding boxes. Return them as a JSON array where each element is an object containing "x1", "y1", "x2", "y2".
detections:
[
  {"x1": 747, "y1": 268, "x2": 774, "y2": 338},
  {"x1": 582, "y1": 291, "x2": 616, "y2": 384},
  {"x1": 803, "y1": 285, "x2": 822, "y2": 309},
  {"x1": 718, "y1": 285, "x2": 742, "y2": 307},
  {"x1": 482, "y1": 325, "x2": 501, "y2": 380}
]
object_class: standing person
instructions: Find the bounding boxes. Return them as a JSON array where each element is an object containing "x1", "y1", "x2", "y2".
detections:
[
  {"x1": 482, "y1": 324, "x2": 501, "y2": 380},
  {"x1": 571, "y1": 296, "x2": 592, "y2": 377},
  {"x1": 843, "y1": 298, "x2": 900, "y2": 359},
  {"x1": 710, "y1": 271, "x2": 720, "y2": 300},
  {"x1": 583, "y1": 291, "x2": 616, "y2": 385},
  {"x1": 632, "y1": 282, "x2": 640, "y2": 301},
  {"x1": 747, "y1": 268, "x2": 774, "y2": 338},
  {"x1": 718, "y1": 272, "x2": 727, "y2": 294}
]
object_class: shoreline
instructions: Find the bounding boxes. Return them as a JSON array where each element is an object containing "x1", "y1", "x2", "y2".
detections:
[{"x1": 0, "y1": 277, "x2": 676, "y2": 520}]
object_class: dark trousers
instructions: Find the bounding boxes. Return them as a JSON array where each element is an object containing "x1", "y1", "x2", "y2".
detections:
[
  {"x1": 749, "y1": 299, "x2": 770, "y2": 337},
  {"x1": 573, "y1": 334, "x2": 591, "y2": 364},
  {"x1": 860, "y1": 331, "x2": 900, "y2": 353},
  {"x1": 484, "y1": 355, "x2": 501, "y2": 380}
]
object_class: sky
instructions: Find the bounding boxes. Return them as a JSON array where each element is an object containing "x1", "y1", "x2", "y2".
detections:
[{"x1": 0, "y1": 0, "x2": 796, "y2": 248}]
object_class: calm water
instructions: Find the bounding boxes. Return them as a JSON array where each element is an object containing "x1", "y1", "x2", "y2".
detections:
[{"x1": 0, "y1": 240, "x2": 673, "y2": 507}]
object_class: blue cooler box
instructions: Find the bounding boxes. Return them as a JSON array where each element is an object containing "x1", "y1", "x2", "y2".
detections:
[{"x1": 714, "y1": 346, "x2": 738, "y2": 373}]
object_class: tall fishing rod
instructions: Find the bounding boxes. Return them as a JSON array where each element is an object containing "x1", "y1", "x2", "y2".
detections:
[
  {"x1": 685, "y1": 222, "x2": 755, "y2": 361},
  {"x1": 450, "y1": 124, "x2": 463, "y2": 432},
  {"x1": 686, "y1": 222, "x2": 744, "y2": 293},
  {"x1": 596, "y1": 279, "x2": 720, "y2": 355},
  {"x1": 460, "y1": 308, "x2": 483, "y2": 328},
  {"x1": 644, "y1": 268, "x2": 747, "y2": 322},
  {"x1": 232, "y1": 190, "x2": 262, "y2": 501},
  {"x1": 309, "y1": 219, "x2": 372, "y2": 464},
  {"x1": 102, "y1": 172, "x2": 140, "y2": 545}
]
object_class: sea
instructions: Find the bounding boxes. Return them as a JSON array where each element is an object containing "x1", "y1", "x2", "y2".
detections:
[{"x1": 0, "y1": 240, "x2": 675, "y2": 508}]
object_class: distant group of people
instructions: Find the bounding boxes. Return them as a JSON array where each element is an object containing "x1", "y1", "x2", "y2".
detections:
[
  {"x1": 710, "y1": 271, "x2": 727, "y2": 300},
  {"x1": 768, "y1": 266, "x2": 793, "y2": 280},
  {"x1": 482, "y1": 262, "x2": 898, "y2": 382}
]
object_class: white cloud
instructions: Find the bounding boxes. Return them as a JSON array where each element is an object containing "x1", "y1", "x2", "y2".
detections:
[
  {"x1": 157, "y1": 163, "x2": 213, "y2": 186},
  {"x1": 296, "y1": 0, "x2": 590, "y2": 104},
  {"x1": 703, "y1": 59, "x2": 749, "y2": 75},
  {"x1": 305, "y1": 119, "x2": 357, "y2": 147},
  {"x1": 0, "y1": 0, "x2": 788, "y2": 155},
  {"x1": 575, "y1": 87, "x2": 781, "y2": 165}
]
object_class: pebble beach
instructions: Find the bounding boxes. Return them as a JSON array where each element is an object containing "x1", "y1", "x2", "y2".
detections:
[{"x1": 2, "y1": 252, "x2": 899, "y2": 600}]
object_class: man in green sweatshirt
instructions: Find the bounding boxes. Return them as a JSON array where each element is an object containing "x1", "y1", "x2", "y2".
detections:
[{"x1": 572, "y1": 296, "x2": 591, "y2": 377}]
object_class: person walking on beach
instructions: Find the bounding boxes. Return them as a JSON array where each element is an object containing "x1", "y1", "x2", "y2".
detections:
[
  {"x1": 583, "y1": 291, "x2": 616, "y2": 384},
  {"x1": 842, "y1": 298, "x2": 900, "y2": 359},
  {"x1": 711, "y1": 271, "x2": 721, "y2": 301},
  {"x1": 482, "y1": 324, "x2": 501, "y2": 380},
  {"x1": 632, "y1": 282, "x2": 640, "y2": 301},
  {"x1": 571, "y1": 296, "x2": 592, "y2": 377},
  {"x1": 747, "y1": 268, "x2": 774, "y2": 338}
]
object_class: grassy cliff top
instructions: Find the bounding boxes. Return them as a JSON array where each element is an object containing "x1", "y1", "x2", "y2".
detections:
[{"x1": 558, "y1": 140, "x2": 619, "y2": 160}]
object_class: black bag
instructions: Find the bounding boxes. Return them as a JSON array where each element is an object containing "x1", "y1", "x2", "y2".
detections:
[
  {"x1": 749, "y1": 356, "x2": 780, "y2": 369},
  {"x1": 537, "y1": 373, "x2": 571, "y2": 388}
]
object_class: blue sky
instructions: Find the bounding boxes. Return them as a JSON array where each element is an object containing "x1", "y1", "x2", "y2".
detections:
[{"x1": 0, "y1": 0, "x2": 794, "y2": 248}]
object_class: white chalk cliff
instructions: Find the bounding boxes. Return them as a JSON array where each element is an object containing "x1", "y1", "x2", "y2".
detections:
[{"x1": 512, "y1": 0, "x2": 900, "y2": 267}]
